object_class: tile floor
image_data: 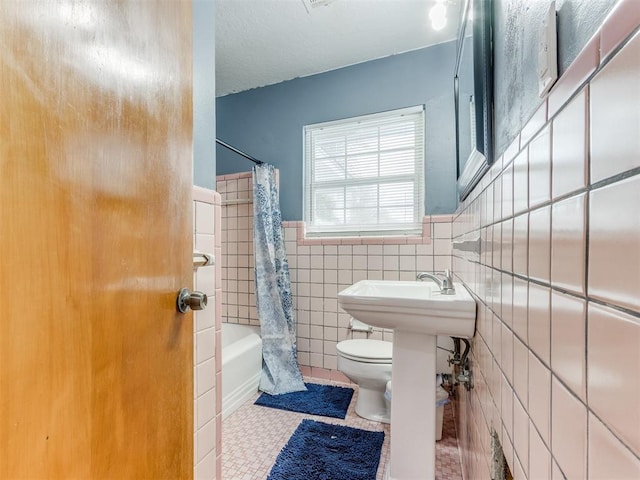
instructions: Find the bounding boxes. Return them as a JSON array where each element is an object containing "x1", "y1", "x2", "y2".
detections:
[{"x1": 222, "y1": 378, "x2": 463, "y2": 480}]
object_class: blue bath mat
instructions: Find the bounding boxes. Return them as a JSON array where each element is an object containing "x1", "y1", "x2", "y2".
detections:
[
  {"x1": 255, "y1": 383, "x2": 354, "y2": 419},
  {"x1": 267, "y1": 419, "x2": 384, "y2": 480}
]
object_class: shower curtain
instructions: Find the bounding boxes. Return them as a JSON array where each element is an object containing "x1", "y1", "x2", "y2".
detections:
[{"x1": 253, "y1": 163, "x2": 307, "y2": 395}]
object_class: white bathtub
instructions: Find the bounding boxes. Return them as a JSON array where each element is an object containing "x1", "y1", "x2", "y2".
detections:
[{"x1": 222, "y1": 323, "x2": 262, "y2": 420}]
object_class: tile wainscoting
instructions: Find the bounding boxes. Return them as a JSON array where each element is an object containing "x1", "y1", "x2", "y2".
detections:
[
  {"x1": 451, "y1": 5, "x2": 640, "y2": 478},
  {"x1": 217, "y1": 172, "x2": 453, "y2": 374},
  {"x1": 192, "y1": 187, "x2": 223, "y2": 480}
]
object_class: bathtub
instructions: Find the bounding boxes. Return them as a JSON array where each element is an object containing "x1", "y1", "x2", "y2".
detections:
[{"x1": 222, "y1": 323, "x2": 262, "y2": 420}]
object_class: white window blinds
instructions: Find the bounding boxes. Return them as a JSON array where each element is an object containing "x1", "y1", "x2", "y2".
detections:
[{"x1": 304, "y1": 106, "x2": 425, "y2": 236}]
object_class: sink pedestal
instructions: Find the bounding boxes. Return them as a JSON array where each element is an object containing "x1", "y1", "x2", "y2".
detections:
[{"x1": 388, "y1": 331, "x2": 437, "y2": 480}]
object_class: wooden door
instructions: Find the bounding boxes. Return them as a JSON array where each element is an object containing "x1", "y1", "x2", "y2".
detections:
[{"x1": 0, "y1": 1, "x2": 194, "y2": 478}]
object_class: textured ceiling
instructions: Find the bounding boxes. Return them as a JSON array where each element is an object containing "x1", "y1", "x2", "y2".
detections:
[{"x1": 215, "y1": 0, "x2": 463, "y2": 96}]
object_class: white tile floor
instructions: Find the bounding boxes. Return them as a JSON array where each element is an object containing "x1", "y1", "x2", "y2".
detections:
[{"x1": 222, "y1": 378, "x2": 463, "y2": 480}]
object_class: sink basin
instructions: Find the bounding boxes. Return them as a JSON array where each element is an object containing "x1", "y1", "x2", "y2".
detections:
[{"x1": 338, "y1": 280, "x2": 476, "y2": 338}]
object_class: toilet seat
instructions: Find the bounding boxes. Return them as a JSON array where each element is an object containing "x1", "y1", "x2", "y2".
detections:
[{"x1": 336, "y1": 339, "x2": 392, "y2": 364}]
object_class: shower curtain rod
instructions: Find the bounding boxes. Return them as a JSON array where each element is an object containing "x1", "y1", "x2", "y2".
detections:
[{"x1": 216, "y1": 138, "x2": 264, "y2": 165}]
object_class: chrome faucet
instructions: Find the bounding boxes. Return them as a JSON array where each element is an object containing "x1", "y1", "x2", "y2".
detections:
[{"x1": 416, "y1": 269, "x2": 456, "y2": 295}]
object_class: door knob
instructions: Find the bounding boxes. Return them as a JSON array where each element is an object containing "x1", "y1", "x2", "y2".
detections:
[{"x1": 176, "y1": 288, "x2": 207, "y2": 313}]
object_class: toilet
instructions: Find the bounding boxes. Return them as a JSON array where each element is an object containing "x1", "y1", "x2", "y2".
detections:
[
  {"x1": 336, "y1": 339, "x2": 393, "y2": 423},
  {"x1": 336, "y1": 335, "x2": 454, "y2": 424}
]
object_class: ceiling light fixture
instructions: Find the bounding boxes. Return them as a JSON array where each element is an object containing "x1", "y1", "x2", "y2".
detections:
[{"x1": 429, "y1": 0, "x2": 447, "y2": 31}]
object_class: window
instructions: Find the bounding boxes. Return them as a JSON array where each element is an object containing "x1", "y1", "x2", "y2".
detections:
[{"x1": 304, "y1": 106, "x2": 425, "y2": 236}]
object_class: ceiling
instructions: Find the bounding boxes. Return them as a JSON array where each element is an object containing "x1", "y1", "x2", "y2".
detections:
[{"x1": 215, "y1": 0, "x2": 463, "y2": 97}]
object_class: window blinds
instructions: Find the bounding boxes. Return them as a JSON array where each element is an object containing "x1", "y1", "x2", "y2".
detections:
[{"x1": 304, "y1": 106, "x2": 425, "y2": 236}]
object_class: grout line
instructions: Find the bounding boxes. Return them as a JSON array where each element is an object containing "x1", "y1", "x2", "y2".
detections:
[
  {"x1": 583, "y1": 83, "x2": 592, "y2": 480},
  {"x1": 452, "y1": 256, "x2": 640, "y2": 320}
]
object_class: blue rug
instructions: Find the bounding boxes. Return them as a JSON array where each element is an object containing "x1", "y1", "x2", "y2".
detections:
[
  {"x1": 255, "y1": 383, "x2": 354, "y2": 419},
  {"x1": 267, "y1": 419, "x2": 385, "y2": 480}
]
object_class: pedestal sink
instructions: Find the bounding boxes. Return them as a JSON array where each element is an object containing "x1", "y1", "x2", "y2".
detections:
[{"x1": 338, "y1": 279, "x2": 476, "y2": 480}]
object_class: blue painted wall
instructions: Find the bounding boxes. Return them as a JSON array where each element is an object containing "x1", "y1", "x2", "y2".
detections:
[
  {"x1": 493, "y1": 0, "x2": 616, "y2": 156},
  {"x1": 216, "y1": 41, "x2": 458, "y2": 221},
  {"x1": 193, "y1": 0, "x2": 216, "y2": 189}
]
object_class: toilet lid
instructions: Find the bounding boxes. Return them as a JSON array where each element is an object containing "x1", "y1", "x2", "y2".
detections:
[{"x1": 336, "y1": 339, "x2": 392, "y2": 363}]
